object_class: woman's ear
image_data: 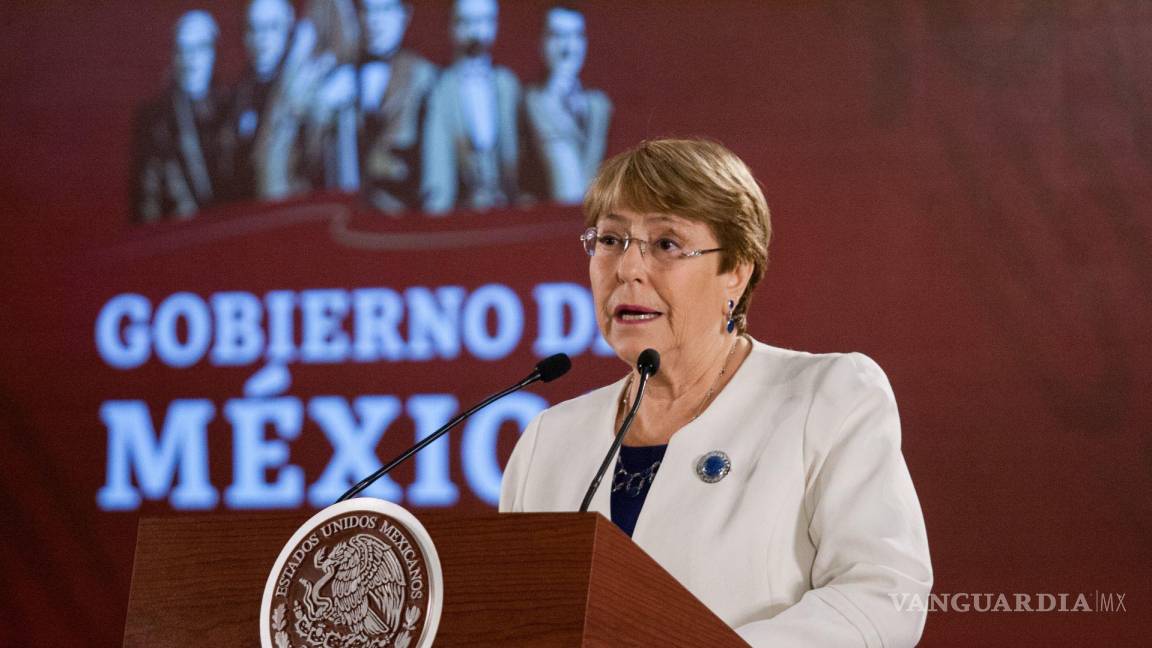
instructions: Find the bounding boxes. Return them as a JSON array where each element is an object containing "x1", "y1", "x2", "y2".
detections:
[{"x1": 726, "y1": 260, "x2": 753, "y2": 300}]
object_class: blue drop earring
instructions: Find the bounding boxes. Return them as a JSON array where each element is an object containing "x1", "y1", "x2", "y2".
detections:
[{"x1": 726, "y1": 299, "x2": 736, "y2": 334}]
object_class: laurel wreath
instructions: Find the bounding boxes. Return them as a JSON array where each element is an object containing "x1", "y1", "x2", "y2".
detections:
[
  {"x1": 272, "y1": 603, "x2": 290, "y2": 648},
  {"x1": 285, "y1": 600, "x2": 420, "y2": 647},
  {"x1": 404, "y1": 606, "x2": 420, "y2": 631}
]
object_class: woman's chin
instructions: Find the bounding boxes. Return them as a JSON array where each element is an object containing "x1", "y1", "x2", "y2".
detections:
[{"x1": 607, "y1": 336, "x2": 663, "y2": 363}]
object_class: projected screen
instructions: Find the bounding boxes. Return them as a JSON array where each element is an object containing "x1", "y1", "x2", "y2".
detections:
[
  {"x1": 99, "y1": 0, "x2": 623, "y2": 514},
  {"x1": 2, "y1": 1, "x2": 1149, "y2": 646}
]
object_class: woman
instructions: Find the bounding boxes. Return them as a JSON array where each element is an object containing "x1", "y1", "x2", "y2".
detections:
[{"x1": 500, "y1": 139, "x2": 932, "y2": 646}]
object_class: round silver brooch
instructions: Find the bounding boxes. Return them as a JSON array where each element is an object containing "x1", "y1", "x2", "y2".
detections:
[{"x1": 695, "y1": 451, "x2": 731, "y2": 484}]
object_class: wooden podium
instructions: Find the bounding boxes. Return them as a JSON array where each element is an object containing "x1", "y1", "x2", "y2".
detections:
[{"x1": 123, "y1": 511, "x2": 748, "y2": 647}]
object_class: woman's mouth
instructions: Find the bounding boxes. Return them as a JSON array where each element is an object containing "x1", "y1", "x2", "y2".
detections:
[{"x1": 613, "y1": 304, "x2": 663, "y2": 324}]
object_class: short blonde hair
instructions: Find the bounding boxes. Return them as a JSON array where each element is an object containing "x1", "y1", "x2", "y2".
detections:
[{"x1": 583, "y1": 138, "x2": 772, "y2": 333}]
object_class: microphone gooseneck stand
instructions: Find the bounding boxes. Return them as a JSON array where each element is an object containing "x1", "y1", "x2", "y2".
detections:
[
  {"x1": 578, "y1": 349, "x2": 660, "y2": 513},
  {"x1": 338, "y1": 353, "x2": 572, "y2": 502}
]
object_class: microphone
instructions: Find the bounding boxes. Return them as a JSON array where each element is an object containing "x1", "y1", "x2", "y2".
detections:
[
  {"x1": 578, "y1": 348, "x2": 660, "y2": 513},
  {"x1": 636, "y1": 348, "x2": 660, "y2": 377},
  {"x1": 337, "y1": 353, "x2": 572, "y2": 502}
]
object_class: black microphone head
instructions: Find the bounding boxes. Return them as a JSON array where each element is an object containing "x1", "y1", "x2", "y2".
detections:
[
  {"x1": 637, "y1": 349, "x2": 660, "y2": 377},
  {"x1": 536, "y1": 353, "x2": 572, "y2": 382}
]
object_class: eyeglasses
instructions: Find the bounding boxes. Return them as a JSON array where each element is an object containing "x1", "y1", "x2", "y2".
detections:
[{"x1": 580, "y1": 227, "x2": 723, "y2": 266}]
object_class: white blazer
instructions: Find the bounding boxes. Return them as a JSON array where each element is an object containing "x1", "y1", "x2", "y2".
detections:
[{"x1": 500, "y1": 340, "x2": 933, "y2": 647}]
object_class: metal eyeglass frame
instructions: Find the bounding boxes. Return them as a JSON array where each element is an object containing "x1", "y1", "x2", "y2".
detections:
[{"x1": 580, "y1": 227, "x2": 723, "y2": 263}]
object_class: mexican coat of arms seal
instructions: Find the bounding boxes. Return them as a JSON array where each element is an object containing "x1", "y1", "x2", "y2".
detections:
[{"x1": 261, "y1": 499, "x2": 443, "y2": 648}]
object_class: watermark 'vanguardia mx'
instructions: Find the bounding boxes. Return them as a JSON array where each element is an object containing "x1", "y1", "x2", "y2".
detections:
[{"x1": 890, "y1": 592, "x2": 1127, "y2": 613}]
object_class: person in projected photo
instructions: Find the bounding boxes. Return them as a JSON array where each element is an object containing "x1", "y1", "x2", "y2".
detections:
[
  {"x1": 132, "y1": 10, "x2": 223, "y2": 222},
  {"x1": 231, "y1": 0, "x2": 437, "y2": 213},
  {"x1": 520, "y1": 4, "x2": 612, "y2": 206},
  {"x1": 218, "y1": 0, "x2": 296, "y2": 203},
  {"x1": 500, "y1": 139, "x2": 932, "y2": 646},
  {"x1": 249, "y1": 0, "x2": 362, "y2": 200},
  {"x1": 421, "y1": 0, "x2": 522, "y2": 215},
  {"x1": 342, "y1": 0, "x2": 437, "y2": 213}
]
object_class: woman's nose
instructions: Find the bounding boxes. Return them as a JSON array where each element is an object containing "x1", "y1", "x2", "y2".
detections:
[{"x1": 616, "y1": 240, "x2": 648, "y2": 281}]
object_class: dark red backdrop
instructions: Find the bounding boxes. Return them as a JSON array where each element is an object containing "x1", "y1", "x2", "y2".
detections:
[{"x1": 1, "y1": 1, "x2": 1149, "y2": 645}]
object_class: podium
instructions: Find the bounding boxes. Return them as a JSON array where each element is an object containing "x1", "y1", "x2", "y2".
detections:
[{"x1": 123, "y1": 511, "x2": 748, "y2": 646}]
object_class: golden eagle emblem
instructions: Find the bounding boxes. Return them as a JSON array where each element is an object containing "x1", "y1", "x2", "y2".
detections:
[{"x1": 299, "y1": 533, "x2": 406, "y2": 637}]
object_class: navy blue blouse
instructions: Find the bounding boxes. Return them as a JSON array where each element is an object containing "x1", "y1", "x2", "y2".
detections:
[{"x1": 610, "y1": 444, "x2": 668, "y2": 537}]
